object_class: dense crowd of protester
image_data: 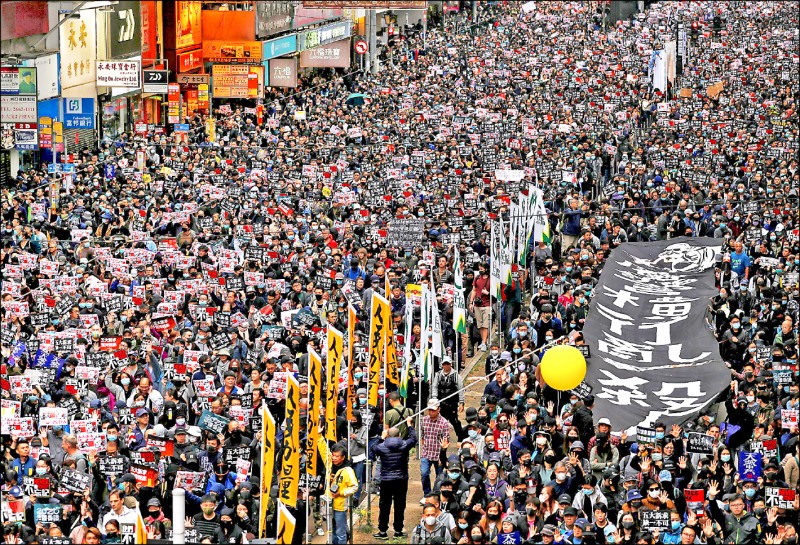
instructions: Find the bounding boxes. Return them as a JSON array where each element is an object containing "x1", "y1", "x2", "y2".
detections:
[{"x1": 1, "y1": 1, "x2": 798, "y2": 544}]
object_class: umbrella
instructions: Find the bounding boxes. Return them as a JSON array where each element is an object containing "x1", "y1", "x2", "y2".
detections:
[{"x1": 345, "y1": 93, "x2": 367, "y2": 106}]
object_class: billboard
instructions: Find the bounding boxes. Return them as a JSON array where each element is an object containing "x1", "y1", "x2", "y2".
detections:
[
  {"x1": 1, "y1": 67, "x2": 38, "y2": 124},
  {"x1": 1, "y1": 1, "x2": 49, "y2": 40},
  {"x1": 109, "y1": 1, "x2": 142, "y2": 58},
  {"x1": 256, "y1": 2, "x2": 295, "y2": 38},
  {"x1": 59, "y1": 9, "x2": 97, "y2": 90},
  {"x1": 96, "y1": 60, "x2": 141, "y2": 88},
  {"x1": 297, "y1": 20, "x2": 352, "y2": 52},
  {"x1": 175, "y1": 1, "x2": 202, "y2": 50},
  {"x1": 211, "y1": 65, "x2": 264, "y2": 99},
  {"x1": 300, "y1": 38, "x2": 351, "y2": 68},
  {"x1": 141, "y1": 1, "x2": 158, "y2": 64},
  {"x1": 202, "y1": 41, "x2": 263, "y2": 64}
]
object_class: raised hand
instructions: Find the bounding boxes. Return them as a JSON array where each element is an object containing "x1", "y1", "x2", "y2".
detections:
[
  {"x1": 708, "y1": 481, "x2": 719, "y2": 499},
  {"x1": 671, "y1": 423, "x2": 681, "y2": 438},
  {"x1": 678, "y1": 456, "x2": 687, "y2": 470},
  {"x1": 709, "y1": 459, "x2": 718, "y2": 474},
  {"x1": 702, "y1": 518, "x2": 714, "y2": 538},
  {"x1": 659, "y1": 491, "x2": 670, "y2": 505},
  {"x1": 723, "y1": 463, "x2": 733, "y2": 475},
  {"x1": 766, "y1": 506, "x2": 778, "y2": 525},
  {"x1": 687, "y1": 510, "x2": 698, "y2": 527},
  {"x1": 546, "y1": 401, "x2": 555, "y2": 415}
]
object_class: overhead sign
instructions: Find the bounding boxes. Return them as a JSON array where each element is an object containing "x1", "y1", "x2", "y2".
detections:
[
  {"x1": 297, "y1": 20, "x2": 352, "y2": 52},
  {"x1": 256, "y1": 2, "x2": 295, "y2": 38},
  {"x1": 583, "y1": 238, "x2": 726, "y2": 430},
  {"x1": 59, "y1": 9, "x2": 96, "y2": 91},
  {"x1": 1, "y1": 67, "x2": 38, "y2": 123},
  {"x1": 142, "y1": 70, "x2": 169, "y2": 93},
  {"x1": 109, "y1": 1, "x2": 142, "y2": 58},
  {"x1": 203, "y1": 40, "x2": 262, "y2": 64},
  {"x1": 212, "y1": 65, "x2": 264, "y2": 99},
  {"x1": 141, "y1": 1, "x2": 158, "y2": 64},
  {"x1": 300, "y1": 38, "x2": 351, "y2": 68},
  {"x1": 262, "y1": 34, "x2": 298, "y2": 60},
  {"x1": 14, "y1": 123, "x2": 39, "y2": 150},
  {"x1": 97, "y1": 60, "x2": 141, "y2": 88}
]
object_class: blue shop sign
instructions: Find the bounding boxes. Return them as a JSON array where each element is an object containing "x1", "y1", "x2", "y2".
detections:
[
  {"x1": 38, "y1": 98, "x2": 95, "y2": 129},
  {"x1": 263, "y1": 34, "x2": 297, "y2": 60}
]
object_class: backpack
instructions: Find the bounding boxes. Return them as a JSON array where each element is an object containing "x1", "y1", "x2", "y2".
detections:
[
  {"x1": 413, "y1": 524, "x2": 447, "y2": 544},
  {"x1": 437, "y1": 372, "x2": 457, "y2": 405}
]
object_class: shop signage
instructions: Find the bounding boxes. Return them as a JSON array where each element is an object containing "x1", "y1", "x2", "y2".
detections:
[
  {"x1": 177, "y1": 49, "x2": 204, "y2": 73},
  {"x1": 141, "y1": 1, "x2": 158, "y2": 64},
  {"x1": 177, "y1": 74, "x2": 209, "y2": 85},
  {"x1": 39, "y1": 116, "x2": 52, "y2": 149},
  {"x1": 293, "y1": 7, "x2": 343, "y2": 28},
  {"x1": 14, "y1": 123, "x2": 38, "y2": 150},
  {"x1": 269, "y1": 58, "x2": 298, "y2": 88},
  {"x1": 63, "y1": 98, "x2": 95, "y2": 129},
  {"x1": 97, "y1": 60, "x2": 141, "y2": 88},
  {"x1": 168, "y1": 84, "x2": 180, "y2": 124},
  {"x1": 297, "y1": 20, "x2": 352, "y2": 52},
  {"x1": 300, "y1": 38, "x2": 351, "y2": 68},
  {"x1": 175, "y1": 1, "x2": 202, "y2": 50},
  {"x1": 109, "y1": 1, "x2": 142, "y2": 58},
  {"x1": 263, "y1": 35, "x2": 298, "y2": 60},
  {"x1": 174, "y1": 123, "x2": 190, "y2": 132},
  {"x1": 211, "y1": 65, "x2": 264, "y2": 99},
  {"x1": 1, "y1": 67, "x2": 38, "y2": 123},
  {"x1": 143, "y1": 70, "x2": 169, "y2": 93},
  {"x1": 256, "y1": 2, "x2": 295, "y2": 38},
  {"x1": 59, "y1": 9, "x2": 96, "y2": 90},
  {"x1": 203, "y1": 41, "x2": 262, "y2": 64}
]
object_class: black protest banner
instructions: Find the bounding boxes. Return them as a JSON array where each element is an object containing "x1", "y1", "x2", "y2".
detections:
[
  {"x1": 686, "y1": 432, "x2": 714, "y2": 455},
  {"x1": 582, "y1": 238, "x2": 728, "y2": 430},
  {"x1": 640, "y1": 510, "x2": 671, "y2": 531},
  {"x1": 98, "y1": 456, "x2": 126, "y2": 477},
  {"x1": 387, "y1": 219, "x2": 425, "y2": 250},
  {"x1": 224, "y1": 446, "x2": 251, "y2": 465},
  {"x1": 636, "y1": 426, "x2": 658, "y2": 447},
  {"x1": 40, "y1": 538, "x2": 71, "y2": 545},
  {"x1": 198, "y1": 409, "x2": 230, "y2": 435},
  {"x1": 59, "y1": 468, "x2": 91, "y2": 493},
  {"x1": 207, "y1": 332, "x2": 230, "y2": 351},
  {"x1": 120, "y1": 522, "x2": 136, "y2": 544}
]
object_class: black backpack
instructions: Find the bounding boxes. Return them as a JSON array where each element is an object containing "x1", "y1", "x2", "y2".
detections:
[{"x1": 437, "y1": 372, "x2": 457, "y2": 404}]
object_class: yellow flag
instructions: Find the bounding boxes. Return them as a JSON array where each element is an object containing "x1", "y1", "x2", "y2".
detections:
[
  {"x1": 385, "y1": 332, "x2": 400, "y2": 386},
  {"x1": 367, "y1": 293, "x2": 391, "y2": 406},
  {"x1": 279, "y1": 375, "x2": 300, "y2": 508},
  {"x1": 135, "y1": 511, "x2": 148, "y2": 544},
  {"x1": 259, "y1": 406, "x2": 276, "y2": 538},
  {"x1": 347, "y1": 305, "x2": 357, "y2": 420},
  {"x1": 326, "y1": 326, "x2": 344, "y2": 442},
  {"x1": 307, "y1": 348, "x2": 322, "y2": 476},
  {"x1": 276, "y1": 501, "x2": 296, "y2": 545}
]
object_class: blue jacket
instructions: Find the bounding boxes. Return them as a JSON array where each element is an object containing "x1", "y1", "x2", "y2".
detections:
[
  {"x1": 372, "y1": 427, "x2": 417, "y2": 481},
  {"x1": 11, "y1": 457, "x2": 36, "y2": 482},
  {"x1": 561, "y1": 209, "x2": 583, "y2": 237}
]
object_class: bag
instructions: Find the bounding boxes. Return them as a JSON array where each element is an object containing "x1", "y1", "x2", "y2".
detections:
[{"x1": 437, "y1": 372, "x2": 457, "y2": 403}]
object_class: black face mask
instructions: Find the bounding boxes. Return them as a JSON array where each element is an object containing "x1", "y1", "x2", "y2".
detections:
[
  {"x1": 514, "y1": 491, "x2": 527, "y2": 503},
  {"x1": 545, "y1": 455, "x2": 557, "y2": 465}
]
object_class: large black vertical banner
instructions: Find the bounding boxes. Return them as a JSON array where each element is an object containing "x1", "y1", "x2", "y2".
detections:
[{"x1": 582, "y1": 238, "x2": 729, "y2": 430}]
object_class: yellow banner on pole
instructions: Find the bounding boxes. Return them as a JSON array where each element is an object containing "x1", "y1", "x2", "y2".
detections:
[
  {"x1": 347, "y1": 305, "x2": 357, "y2": 420},
  {"x1": 276, "y1": 502, "x2": 296, "y2": 545},
  {"x1": 279, "y1": 375, "x2": 300, "y2": 508},
  {"x1": 386, "y1": 332, "x2": 399, "y2": 386},
  {"x1": 259, "y1": 406, "x2": 276, "y2": 538},
  {"x1": 367, "y1": 293, "x2": 391, "y2": 406},
  {"x1": 326, "y1": 325, "x2": 344, "y2": 442},
  {"x1": 307, "y1": 347, "x2": 322, "y2": 476}
]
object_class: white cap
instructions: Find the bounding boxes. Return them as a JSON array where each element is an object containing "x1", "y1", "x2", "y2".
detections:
[
  {"x1": 598, "y1": 417, "x2": 612, "y2": 427},
  {"x1": 427, "y1": 398, "x2": 440, "y2": 411}
]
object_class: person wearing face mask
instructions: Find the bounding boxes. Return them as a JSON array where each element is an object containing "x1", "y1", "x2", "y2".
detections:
[
  {"x1": 217, "y1": 507, "x2": 245, "y2": 544},
  {"x1": 189, "y1": 494, "x2": 225, "y2": 543},
  {"x1": 707, "y1": 486, "x2": 762, "y2": 545}
]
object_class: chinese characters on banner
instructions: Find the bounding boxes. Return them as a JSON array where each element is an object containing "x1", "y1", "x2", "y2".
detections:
[
  {"x1": 582, "y1": 239, "x2": 728, "y2": 430},
  {"x1": 307, "y1": 347, "x2": 322, "y2": 476},
  {"x1": 59, "y1": 9, "x2": 96, "y2": 90},
  {"x1": 367, "y1": 293, "x2": 391, "y2": 406},
  {"x1": 279, "y1": 374, "x2": 300, "y2": 508}
]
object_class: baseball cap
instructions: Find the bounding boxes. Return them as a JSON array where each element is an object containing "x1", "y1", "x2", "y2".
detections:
[
  {"x1": 597, "y1": 417, "x2": 611, "y2": 427},
  {"x1": 557, "y1": 493, "x2": 572, "y2": 504},
  {"x1": 135, "y1": 408, "x2": 149, "y2": 418},
  {"x1": 626, "y1": 489, "x2": 643, "y2": 502}
]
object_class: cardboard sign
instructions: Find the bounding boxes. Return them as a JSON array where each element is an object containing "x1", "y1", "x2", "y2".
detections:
[
  {"x1": 640, "y1": 510, "x2": 671, "y2": 531},
  {"x1": 175, "y1": 470, "x2": 207, "y2": 492},
  {"x1": 59, "y1": 468, "x2": 91, "y2": 493},
  {"x1": 738, "y1": 451, "x2": 762, "y2": 482},
  {"x1": 98, "y1": 455, "x2": 126, "y2": 477},
  {"x1": 146, "y1": 435, "x2": 175, "y2": 456},
  {"x1": 129, "y1": 463, "x2": 159, "y2": 487},
  {"x1": 686, "y1": 433, "x2": 714, "y2": 455},
  {"x1": 636, "y1": 426, "x2": 658, "y2": 446},
  {"x1": 781, "y1": 409, "x2": 798, "y2": 429},
  {"x1": 223, "y1": 445, "x2": 251, "y2": 465},
  {"x1": 197, "y1": 409, "x2": 230, "y2": 435},
  {"x1": 765, "y1": 487, "x2": 796, "y2": 509}
]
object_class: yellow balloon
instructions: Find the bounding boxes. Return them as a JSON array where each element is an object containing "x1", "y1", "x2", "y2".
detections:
[{"x1": 539, "y1": 345, "x2": 587, "y2": 391}]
